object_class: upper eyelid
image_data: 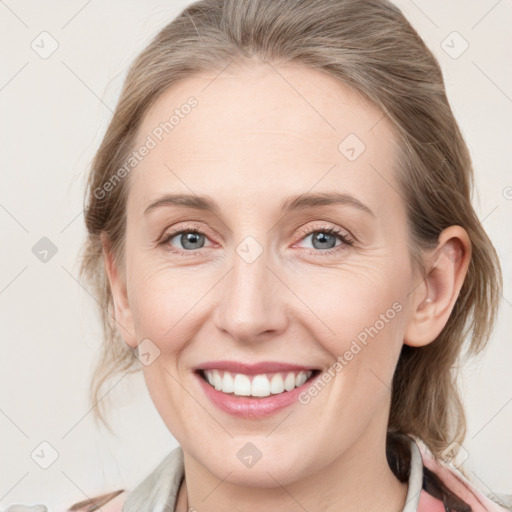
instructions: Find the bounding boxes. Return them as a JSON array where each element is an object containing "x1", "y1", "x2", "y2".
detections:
[
  {"x1": 161, "y1": 226, "x2": 213, "y2": 244},
  {"x1": 296, "y1": 223, "x2": 351, "y2": 238},
  {"x1": 161, "y1": 222, "x2": 346, "y2": 237}
]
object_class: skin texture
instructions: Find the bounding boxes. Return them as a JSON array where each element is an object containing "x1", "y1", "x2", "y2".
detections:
[{"x1": 102, "y1": 62, "x2": 471, "y2": 512}]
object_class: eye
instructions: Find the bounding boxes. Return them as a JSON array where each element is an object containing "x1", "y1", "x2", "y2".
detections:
[
  {"x1": 295, "y1": 225, "x2": 354, "y2": 254},
  {"x1": 160, "y1": 227, "x2": 214, "y2": 252},
  {"x1": 158, "y1": 223, "x2": 354, "y2": 256}
]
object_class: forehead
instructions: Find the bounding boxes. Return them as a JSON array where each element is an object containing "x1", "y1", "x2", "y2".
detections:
[{"x1": 128, "y1": 63, "x2": 400, "y2": 217}]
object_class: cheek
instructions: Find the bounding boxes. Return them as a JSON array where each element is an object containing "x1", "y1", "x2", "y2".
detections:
[
  {"x1": 292, "y1": 258, "x2": 411, "y2": 358},
  {"x1": 127, "y1": 259, "x2": 217, "y2": 352}
]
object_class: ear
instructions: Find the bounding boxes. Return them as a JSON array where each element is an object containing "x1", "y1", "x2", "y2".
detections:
[
  {"x1": 404, "y1": 225, "x2": 471, "y2": 347},
  {"x1": 100, "y1": 232, "x2": 138, "y2": 348}
]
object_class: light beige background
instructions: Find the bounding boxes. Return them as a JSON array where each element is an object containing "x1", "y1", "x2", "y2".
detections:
[{"x1": 1, "y1": 0, "x2": 511, "y2": 509}]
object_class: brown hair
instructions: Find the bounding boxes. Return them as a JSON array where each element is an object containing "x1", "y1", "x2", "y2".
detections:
[{"x1": 79, "y1": 0, "x2": 501, "y2": 460}]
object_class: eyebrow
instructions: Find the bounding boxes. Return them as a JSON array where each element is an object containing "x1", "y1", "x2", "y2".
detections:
[{"x1": 144, "y1": 191, "x2": 375, "y2": 217}]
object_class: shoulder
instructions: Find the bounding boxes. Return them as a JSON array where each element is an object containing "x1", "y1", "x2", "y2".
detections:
[
  {"x1": 68, "y1": 445, "x2": 184, "y2": 512},
  {"x1": 123, "y1": 445, "x2": 184, "y2": 511},
  {"x1": 410, "y1": 435, "x2": 512, "y2": 512}
]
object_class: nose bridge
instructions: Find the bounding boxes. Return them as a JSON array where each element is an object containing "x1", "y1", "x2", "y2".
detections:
[{"x1": 214, "y1": 235, "x2": 287, "y2": 341}]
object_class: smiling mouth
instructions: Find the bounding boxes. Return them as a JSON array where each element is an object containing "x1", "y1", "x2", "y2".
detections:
[{"x1": 197, "y1": 369, "x2": 320, "y2": 398}]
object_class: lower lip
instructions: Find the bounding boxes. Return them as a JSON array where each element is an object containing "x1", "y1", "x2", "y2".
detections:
[{"x1": 195, "y1": 371, "x2": 319, "y2": 418}]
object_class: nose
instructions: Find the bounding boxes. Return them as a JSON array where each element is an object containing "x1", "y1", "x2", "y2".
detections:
[{"x1": 213, "y1": 241, "x2": 289, "y2": 344}]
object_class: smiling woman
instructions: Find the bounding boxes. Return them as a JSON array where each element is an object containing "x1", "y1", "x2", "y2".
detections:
[{"x1": 70, "y1": 0, "x2": 508, "y2": 511}]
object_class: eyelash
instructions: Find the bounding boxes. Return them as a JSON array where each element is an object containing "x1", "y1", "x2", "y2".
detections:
[{"x1": 159, "y1": 223, "x2": 354, "y2": 257}]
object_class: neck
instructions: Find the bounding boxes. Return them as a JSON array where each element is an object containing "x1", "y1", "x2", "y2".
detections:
[{"x1": 176, "y1": 428, "x2": 408, "y2": 512}]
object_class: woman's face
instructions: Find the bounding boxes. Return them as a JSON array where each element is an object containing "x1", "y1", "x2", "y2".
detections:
[{"x1": 115, "y1": 63, "x2": 420, "y2": 486}]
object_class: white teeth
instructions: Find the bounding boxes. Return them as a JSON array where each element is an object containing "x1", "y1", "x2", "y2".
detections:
[
  {"x1": 203, "y1": 370, "x2": 313, "y2": 397},
  {"x1": 295, "y1": 371, "x2": 308, "y2": 387},
  {"x1": 284, "y1": 372, "x2": 296, "y2": 391},
  {"x1": 251, "y1": 374, "x2": 271, "y2": 397},
  {"x1": 222, "y1": 371, "x2": 234, "y2": 393},
  {"x1": 233, "y1": 373, "x2": 251, "y2": 396},
  {"x1": 270, "y1": 373, "x2": 285, "y2": 394},
  {"x1": 213, "y1": 369, "x2": 222, "y2": 391}
]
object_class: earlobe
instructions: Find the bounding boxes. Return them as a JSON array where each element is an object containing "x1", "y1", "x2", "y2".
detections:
[
  {"x1": 100, "y1": 232, "x2": 138, "y2": 348},
  {"x1": 404, "y1": 226, "x2": 471, "y2": 348}
]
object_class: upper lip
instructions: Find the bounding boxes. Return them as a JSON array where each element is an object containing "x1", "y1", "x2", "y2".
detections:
[{"x1": 195, "y1": 360, "x2": 318, "y2": 375}]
